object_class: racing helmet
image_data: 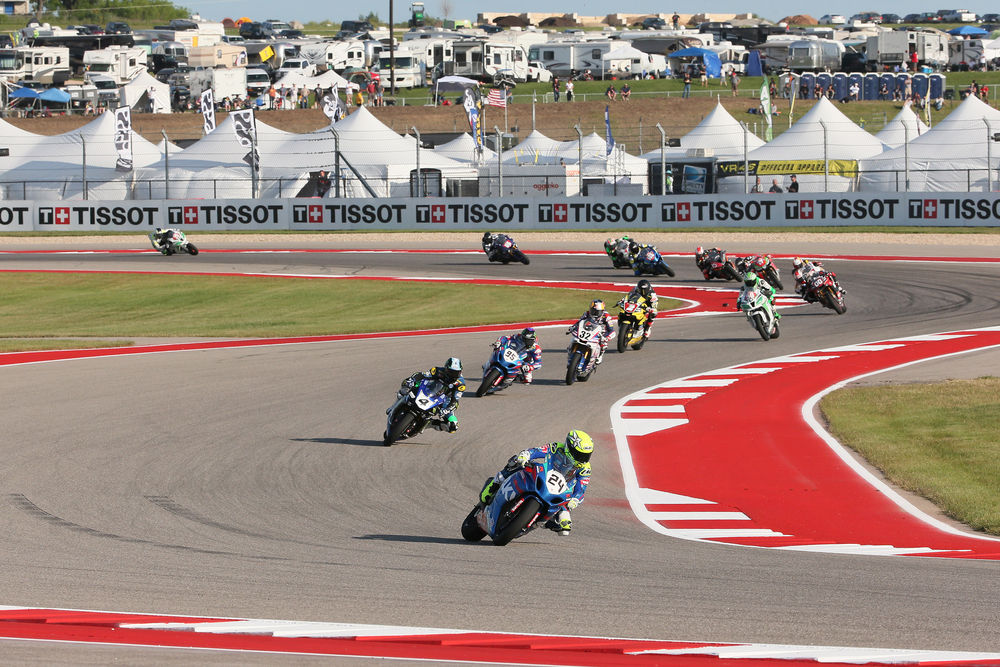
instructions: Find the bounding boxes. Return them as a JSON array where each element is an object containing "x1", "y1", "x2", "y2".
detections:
[
  {"x1": 754, "y1": 255, "x2": 767, "y2": 269},
  {"x1": 520, "y1": 327, "x2": 536, "y2": 347},
  {"x1": 636, "y1": 279, "x2": 652, "y2": 298},
  {"x1": 441, "y1": 357, "x2": 463, "y2": 383},
  {"x1": 588, "y1": 299, "x2": 606, "y2": 318},
  {"x1": 628, "y1": 241, "x2": 640, "y2": 255},
  {"x1": 744, "y1": 272, "x2": 760, "y2": 288},
  {"x1": 792, "y1": 257, "x2": 804, "y2": 270},
  {"x1": 482, "y1": 232, "x2": 492, "y2": 243},
  {"x1": 554, "y1": 430, "x2": 594, "y2": 469},
  {"x1": 695, "y1": 246, "x2": 704, "y2": 257}
]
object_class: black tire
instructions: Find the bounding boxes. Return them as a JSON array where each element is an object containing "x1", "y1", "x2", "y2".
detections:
[
  {"x1": 185, "y1": 243, "x2": 199, "y2": 256},
  {"x1": 616, "y1": 322, "x2": 632, "y2": 353},
  {"x1": 771, "y1": 321, "x2": 780, "y2": 339},
  {"x1": 461, "y1": 507, "x2": 487, "y2": 542},
  {"x1": 663, "y1": 263, "x2": 676, "y2": 277},
  {"x1": 493, "y1": 497, "x2": 542, "y2": 546},
  {"x1": 566, "y1": 351, "x2": 583, "y2": 385},
  {"x1": 724, "y1": 263, "x2": 740, "y2": 281},
  {"x1": 512, "y1": 250, "x2": 530, "y2": 265},
  {"x1": 384, "y1": 411, "x2": 415, "y2": 446},
  {"x1": 830, "y1": 291, "x2": 846, "y2": 314},
  {"x1": 631, "y1": 335, "x2": 646, "y2": 350},
  {"x1": 476, "y1": 367, "x2": 502, "y2": 397},
  {"x1": 766, "y1": 267, "x2": 783, "y2": 290},
  {"x1": 753, "y1": 314, "x2": 771, "y2": 341}
]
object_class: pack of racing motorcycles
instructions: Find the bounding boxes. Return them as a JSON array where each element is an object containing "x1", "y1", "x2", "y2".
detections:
[{"x1": 148, "y1": 227, "x2": 846, "y2": 547}]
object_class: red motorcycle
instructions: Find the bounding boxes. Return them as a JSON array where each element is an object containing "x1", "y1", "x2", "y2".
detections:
[
  {"x1": 736, "y1": 254, "x2": 783, "y2": 290},
  {"x1": 698, "y1": 250, "x2": 740, "y2": 281},
  {"x1": 804, "y1": 271, "x2": 846, "y2": 314}
]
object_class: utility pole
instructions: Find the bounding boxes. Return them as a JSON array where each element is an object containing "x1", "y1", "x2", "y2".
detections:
[{"x1": 389, "y1": 0, "x2": 395, "y2": 96}]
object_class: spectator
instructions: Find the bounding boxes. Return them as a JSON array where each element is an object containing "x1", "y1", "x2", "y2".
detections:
[
  {"x1": 566, "y1": 78, "x2": 574, "y2": 102},
  {"x1": 553, "y1": 76, "x2": 560, "y2": 102},
  {"x1": 682, "y1": 69, "x2": 691, "y2": 98},
  {"x1": 768, "y1": 77, "x2": 777, "y2": 98},
  {"x1": 620, "y1": 82, "x2": 631, "y2": 101},
  {"x1": 751, "y1": 176, "x2": 763, "y2": 193},
  {"x1": 316, "y1": 170, "x2": 331, "y2": 197},
  {"x1": 672, "y1": 11, "x2": 680, "y2": 29},
  {"x1": 769, "y1": 178, "x2": 783, "y2": 193},
  {"x1": 787, "y1": 174, "x2": 799, "y2": 192},
  {"x1": 730, "y1": 70, "x2": 740, "y2": 96},
  {"x1": 849, "y1": 81, "x2": 860, "y2": 101},
  {"x1": 606, "y1": 84, "x2": 617, "y2": 101}
]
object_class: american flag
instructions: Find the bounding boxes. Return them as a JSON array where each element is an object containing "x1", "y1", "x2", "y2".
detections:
[{"x1": 486, "y1": 88, "x2": 507, "y2": 108}]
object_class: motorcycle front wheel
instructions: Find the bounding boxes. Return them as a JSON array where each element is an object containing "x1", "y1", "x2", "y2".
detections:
[
  {"x1": 384, "y1": 411, "x2": 415, "y2": 446},
  {"x1": 461, "y1": 507, "x2": 487, "y2": 542},
  {"x1": 616, "y1": 323, "x2": 632, "y2": 353},
  {"x1": 662, "y1": 262, "x2": 676, "y2": 277},
  {"x1": 565, "y1": 351, "x2": 583, "y2": 385},
  {"x1": 185, "y1": 243, "x2": 199, "y2": 256},
  {"x1": 513, "y1": 250, "x2": 530, "y2": 265},
  {"x1": 493, "y1": 497, "x2": 542, "y2": 546},
  {"x1": 828, "y1": 288, "x2": 846, "y2": 314},
  {"x1": 753, "y1": 314, "x2": 771, "y2": 341},
  {"x1": 476, "y1": 368, "x2": 503, "y2": 397}
]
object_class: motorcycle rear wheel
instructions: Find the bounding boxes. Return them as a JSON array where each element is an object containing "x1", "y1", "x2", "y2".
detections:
[
  {"x1": 766, "y1": 267, "x2": 783, "y2": 290},
  {"x1": 565, "y1": 351, "x2": 583, "y2": 385},
  {"x1": 724, "y1": 263, "x2": 740, "y2": 281},
  {"x1": 461, "y1": 507, "x2": 487, "y2": 542},
  {"x1": 384, "y1": 411, "x2": 415, "y2": 446},
  {"x1": 476, "y1": 368, "x2": 503, "y2": 397},
  {"x1": 493, "y1": 497, "x2": 542, "y2": 546}
]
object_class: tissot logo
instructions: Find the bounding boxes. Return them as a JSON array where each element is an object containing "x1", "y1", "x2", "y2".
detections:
[
  {"x1": 784, "y1": 200, "x2": 814, "y2": 219},
  {"x1": 908, "y1": 198, "x2": 939, "y2": 219},
  {"x1": 538, "y1": 203, "x2": 568, "y2": 223},
  {"x1": 38, "y1": 207, "x2": 71, "y2": 225},
  {"x1": 167, "y1": 206, "x2": 200, "y2": 225},
  {"x1": 415, "y1": 204, "x2": 446, "y2": 223}
]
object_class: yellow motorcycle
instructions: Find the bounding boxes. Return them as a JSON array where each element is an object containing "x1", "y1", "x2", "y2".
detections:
[{"x1": 615, "y1": 296, "x2": 650, "y2": 352}]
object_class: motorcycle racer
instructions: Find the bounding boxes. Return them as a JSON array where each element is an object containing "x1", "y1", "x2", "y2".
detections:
[
  {"x1": 695, "y1": 246, "x2": 725, "y2": 278},
  {"x1": 398, "y1": 357, "x2": 466, "y2": 433},
  {"x1": 492, "y1": 327, "x2": 542, "y2": 384},
  {"x1": 482, "y1": 232, "x2": 513, "y2": 262},
  {"x1": 568, "y1": 299, "x2": 615, "y2": 364},
  {"x1": 792, "y1": 257, "x2": 824, "y2": 301},
  {"x1": 478, "y1": 430, "x2": 594, "y2": 535},
  {"x1": 603, "y1": 236, "x2": 632, "y2": 266},
  {"x1": 149, "y1": 227, "x2": 180, "y2": 254},
  {"x1": 619, "y1": 279, "x2": 658, "y2": 339},
  {"x1": 738, "y1": 272, "x2": 780, "y2": 318}
]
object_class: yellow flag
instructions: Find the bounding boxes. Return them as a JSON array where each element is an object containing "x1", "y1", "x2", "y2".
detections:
[{"x1": 260, "y1": 45, "x2": 274, "y2": 62}]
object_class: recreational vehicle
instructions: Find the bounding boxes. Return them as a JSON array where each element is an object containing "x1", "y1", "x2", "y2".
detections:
[
  {"x1": 379, "y1": 41, "x2": 428, "y2": 87},
  {"x1": 0, "y1": 46, "x2": 71, "y2": 84},
  {"x1": 443, "y1": 40, "x2": 528, "y2": 82},
  {"x1": 786, "y1": 38, "x2": 844, "y2": 71},
  {"x1": 83, "y1": 45, "x2": 147, "y2": 84},
  {"x1": 187, "y1": 43, "x2": 247, "y2": 69},
  {"x1": 298, "y1": 40, "x2": 367, "y2": 72},
  {"x1": 528, "y1": 41, "x2": 616, "y2": 79},
  {"x1": 188, "y1": 67, "x2": 248, "y2": 100}
]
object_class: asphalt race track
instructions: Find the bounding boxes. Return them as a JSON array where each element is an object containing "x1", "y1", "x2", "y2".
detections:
[{"x1": 1, "y1": 240, "x2": 999, "y2": 662}]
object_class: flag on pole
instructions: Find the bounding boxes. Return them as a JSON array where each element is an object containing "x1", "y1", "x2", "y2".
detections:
[
  {"x1": 463, "y1": 88, "x2": 482, "y2": 150},
  {"x1": 200, "y1": 88, "x2": 216, "y2": 134},
  {"x1": 113, "y1": 105, "x2": 133, "y2": 172},
  {"x1": 231, "y1": 108, "x2": 259, "y2": 172},
  {"x1": 486, "y1": 87, "x2": 507, "y2": 108},
  {"x1": 605, "y1": 105, "x2": 615, "y2": 156},
  {"x1": 760, "y1": 80, "x2": 773, "y2": 141}
]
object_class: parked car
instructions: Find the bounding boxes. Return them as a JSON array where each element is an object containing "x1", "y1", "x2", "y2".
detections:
[
  {"x1": 276, "y1": 57, "x2": 316, "y2": 78},
  {"x1": 277, "y1": 29, "x2": 304, "y2": 39},
  {"x1": 340, "y1": 19, "x2": 374, "y2": 33},
  {"x1": 105, "y1": 21, "x2": 131, "y2": 34},
  {"x1": 981, "y1": 13, "x2": 1000, "y2": 22},
  {"x1": 477, "y1": 23, "x2": 502, "y2": 34},
  {"x1": 526, "y1": 60, "x2": 552, "y2": 82},
  {"x1": 819, "y1": 14, "x2": 847, "y2": 24},
  {"x1": 221, "y1": 34, "x2": 246, "y2": 44},
  {"x1": 239, "y1": 21, "x2": 272, "y2": 39},
  {"x1": 918, "y1": 12, "x2": 943, "y2": 22},
  {"x1": 881, "y1": 13, "x2": 902, "y2": 23},
  {"x1": 641, "y1": 17, "x2": 666, "y2": 29}
]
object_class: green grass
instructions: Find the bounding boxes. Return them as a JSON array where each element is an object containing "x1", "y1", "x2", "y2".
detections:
[
  {"x1": 0, "y1": 273, "x2": 665, "y2": 338},
  {"x1": 820, "y1": 378, "x2": 1000, "y2": 535}
]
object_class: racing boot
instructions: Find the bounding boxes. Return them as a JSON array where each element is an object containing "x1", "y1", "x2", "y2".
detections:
[{"x1": 545, "y1": 510, "x2": 572, "y2": 535}]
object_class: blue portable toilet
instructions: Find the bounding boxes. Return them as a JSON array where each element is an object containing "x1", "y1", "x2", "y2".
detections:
[
  {"x1": 832, "y1": 73, "x2": 848, "y2": 100},
  {"x1": 817, "y1": 72, "x2": 833, "y2": 96},
  {"x1": 879, "y1": 73, "x2": 895, "y2": 99},
  {"x1": 746, "y1": 50, "x2": 763, "y2": 77},
  {"x1": 799, "y1": 72, "x2": 815, "y2": 99},
  {"x1": 912, "y1": 73, "x2": 928, "y2": 98},
  {"x1": 929, "y1": 73, "x2": 945, "y2": 100},
  {"x1": 863, "y1": 73, "x2": 879, "y2": 100},
  {"x1": 848, "y1": 73, "x2": 864, "y2": 99}
]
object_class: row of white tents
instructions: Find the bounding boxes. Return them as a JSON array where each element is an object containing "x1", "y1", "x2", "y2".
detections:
[{"x1": 1, "y1": 93, "x2": 999, "y2": 200}]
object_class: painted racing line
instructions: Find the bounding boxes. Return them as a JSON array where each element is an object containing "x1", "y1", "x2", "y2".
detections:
[
  {"x1": 612, "y1": 326, "x2": 1000, "y2": 559},
  {"x1": 0, "y1": 607, "x2": 999, "y2": 665}
]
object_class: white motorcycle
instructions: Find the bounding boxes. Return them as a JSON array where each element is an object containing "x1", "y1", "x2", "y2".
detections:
[
  {"x1": 149, "y1": 229, "x2": 199, "y2": 256},
  {"x1": 565, "y1": 319, "x2": 606, "y2": 385},
  {"x1": 738, "y1": 286, "x2": 780, "y2": 341}
]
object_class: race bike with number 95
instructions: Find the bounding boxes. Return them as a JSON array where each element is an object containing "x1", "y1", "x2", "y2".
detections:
[
  {"x1": 461, "y1": 456, "x2": 576, "y2": 546},
  {"x1": 477, "y1": 337, "x2": 530, "y2": 397}
]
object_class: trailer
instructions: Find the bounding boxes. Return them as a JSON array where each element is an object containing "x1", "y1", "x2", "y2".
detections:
[
  {"x1": 0, "y1": 46, "x2": 71, "y2": 84},
  {"x1": 786, "y1": 38, "x2": 844, "y2": 71},
  {"x1": 188, "y1": 67, "x2": 248, "y2": 99},
  {"x1": 441, "y1": 40, "x2": 528, "y2": 82},
  {"x1": 298, "y1": 40, "x2": 367, "y2": 72},
  {"x1": 187, "y1": 43, "x2": 247, "y2": 69},
  {"x1": 528, "y1": 40, "x2": 617, "y2": 79}
]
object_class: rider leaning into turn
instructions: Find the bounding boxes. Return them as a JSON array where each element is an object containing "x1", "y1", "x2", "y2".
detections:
[
  {"x1": 479, "y1": 430, "x2": 594, "y2": 535},
  {"x1": 738, "y1": 272, "x2": 780, "y2": 318},
  {"x1": 150, "y1": 227, "x2": 178, "y2": 254},
  {"x1": 603, "y1": 235, "x2": 632, "y2": 260},
  {"x1": 791, "y1": 257, "x2": 825, "y2": 302},
  {"x1": 619, "y1": 279, "x2": 659, "y2": 339},
  {"x1": 628, "y1": 241, "x2": 661, "y2": 276},
  {"x1": 398, "y1": 357, "x2": 466, "y2": 432},
  {"x1": 694, "y1": 245, "x2": 725, "y2": 278},
  {"x1": 569, "y1": 299, "x2": 616, "y2": 364},
  {"x1": 492, "y1": 327, "x2": 542, "y2": 384},
  {"x1": 482, "y1": 232, "x2": 513, "y2": 261}
]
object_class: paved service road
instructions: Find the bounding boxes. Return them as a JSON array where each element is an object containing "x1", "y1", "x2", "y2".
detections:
[{"x1": 1, "y1": 242, "x2": 999, "y2": 660}]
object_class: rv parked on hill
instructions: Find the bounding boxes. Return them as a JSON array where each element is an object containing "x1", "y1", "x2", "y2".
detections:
[
  {"x1": 83, "y1": 45, "x2": 147, "y2": 84},
  {"x1": 0, "y1": 46, "x2": 71, "y2": 84}
]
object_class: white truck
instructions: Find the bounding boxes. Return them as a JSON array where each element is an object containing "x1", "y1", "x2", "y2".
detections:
[
  {"x1": 0, "y1": 46, "x2": 71, "y2": 84},
  {"x1": 188, "y1": 67, "x2": 248, "y2": 100},
  {"x1": 83, "y1": 46, "x2": 148, "y2": 84}
]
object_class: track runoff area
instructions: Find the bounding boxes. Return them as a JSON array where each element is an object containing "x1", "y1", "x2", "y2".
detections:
[{"x1": 1, "y1": 249, "x2": 998, "y2": 664}]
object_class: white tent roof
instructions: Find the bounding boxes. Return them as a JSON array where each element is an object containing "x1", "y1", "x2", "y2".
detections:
[
  {"x1": 601, "y1": 44, "x2": 647, "y2": 61},
  {"x1": 433, "y1": 132, "x2": 495, "y2": 162},
  {"x1": 274, "y1": 69, "x2": 357, "y2": 91},
  {"x1": 860, "y1": 94, "x2": 1000, "y2": 192},
  {"x1": 873, "y1": 101, "x2": 929, "y2": 148},
  {"x1": 120, "y1": 71, "x2": 170, "y2": 114},
  {"x1": 748, "y1": 96, "x2": 886, "y2": 161},
  {"x1": 639, "y1": 101, "x2": 764, "y2": 161}
]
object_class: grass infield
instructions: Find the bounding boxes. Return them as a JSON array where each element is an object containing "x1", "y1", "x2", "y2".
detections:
[
  {"x1": 820, "y1": 378, "x2": 1000, "y2": 536},
  {"x1": 0, "y1": 273, "x2": 666, "y2": 340}
]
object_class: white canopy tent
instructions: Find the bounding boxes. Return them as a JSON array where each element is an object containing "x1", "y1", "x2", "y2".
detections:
[
  {"x1": 718, "y1": 96, "x2": 887, "y2": 193},
  {"x1": 639, "y1": 101, "x2": 764, "y2": 161},
  {"x1": 859, "y1": 94, "x2": 1000, "y2": 192},
  {"x1": 873, "y1": 101, "x2": 929, "y2": 149},
  {"x1": 433, "y1": 132, "x2": 494, "y2": 163},
  {"x1": 121, "y1": 71, "x2": 171, "y2": 114},
  {"x1": 274, "y1": 69, "x2": 358, "y2": 92}
]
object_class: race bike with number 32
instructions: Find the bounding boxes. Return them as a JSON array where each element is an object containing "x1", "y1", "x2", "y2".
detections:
[{"x1": 461, "y1": 457, "x2": 576, "y2": 546}]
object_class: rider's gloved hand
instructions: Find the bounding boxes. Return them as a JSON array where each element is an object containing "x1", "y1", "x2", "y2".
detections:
[
  {"x1": 567, "y1": 498, "x2": 580, "y2": 510},
  {"x1": 516, "y1": 451, "x2": 530, "y2": 467}
]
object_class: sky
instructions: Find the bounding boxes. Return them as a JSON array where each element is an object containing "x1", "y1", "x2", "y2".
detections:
[{"x1": 188, "y1": 0, "x2": 997, "y2": 26}]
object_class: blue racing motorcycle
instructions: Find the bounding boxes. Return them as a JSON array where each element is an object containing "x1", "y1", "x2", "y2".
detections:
[
  {"x1": 476, "y1": 338, "x2": 528, "y2": 397},
  {"x1": 631, "y1": 245, "x2": 675, "y2": 277},
  {"x1": 383, "y1": 377, "x2": 451, "y2": 446},
  {"x1": 461, "y1": 458, "x2": 575, "y2": 546}
]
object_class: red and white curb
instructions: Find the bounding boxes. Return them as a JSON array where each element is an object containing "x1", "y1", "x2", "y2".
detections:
[
  {"x1": 0, "y1": 607, "x2": 997, "y2": 664},
  {"x1": 612, "y1": 326, "x2": 1000, "y2": 558}
]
